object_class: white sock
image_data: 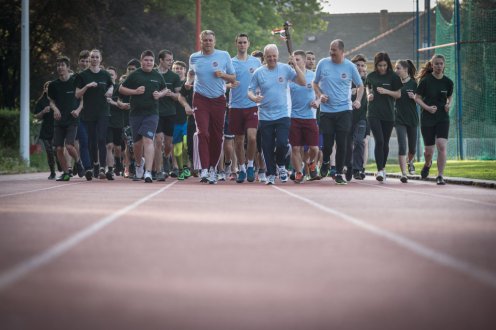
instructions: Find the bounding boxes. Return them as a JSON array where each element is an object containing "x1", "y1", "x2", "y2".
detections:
[
  {"x1": 247, "y1": 160, "x2": 254, "y2": 167},
  {"x1": 239, "y1": 164, "x2": 246, "y2": 172}
]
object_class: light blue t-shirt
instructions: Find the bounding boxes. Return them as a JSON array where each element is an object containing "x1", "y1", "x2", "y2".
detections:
[
  {"x1": 189, "y1": 49, "x2": 235, "y2": 98},
  {"x1": 249, "y1": 63, "x2": 296, "y2": 121},
  {"x1": 289, "y1": 69, "x2": 316, "y2": 119},
  {"x1": 313, "y1": 58, "x2": 363, "y2": 113},
  {"x1": 229, "y1": 55, "x2": 262, "y2": 109}
]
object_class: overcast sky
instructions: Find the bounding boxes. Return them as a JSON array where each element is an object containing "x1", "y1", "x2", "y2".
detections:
[{"x1": 320, "y1": 0, "x2": 435, "y2": 14}]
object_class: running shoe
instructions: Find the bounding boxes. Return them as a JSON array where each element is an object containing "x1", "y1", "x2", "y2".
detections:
[
  {"x1": 408, "y1": 161, "x2": 416, "y2": 175},
  {"x1": 157, "y1": 171, "x2": 166, "y2": 182},
  {"x1": 56, "y1": 172, "x2": 70, "y2": 181},
  {"x1": 200, "y1": 169, "x2": 209, "y2": 183},
  {"x1": 76, "y1": 161, "x2": 84, "y2": 178},
  {"x1": 236, "y1": 170, "x2": 246, "y2": 183},
  {"x1": 376, "y1": 170, "x2": 385, "y2": 182},
  {"x1": 400, "y1": 175, "x2": 408, "y2": 183},
  {"x1": 135, "y1": 166, "x2": 144, "y2": 180},
  {"x1": 335, "y1": 174, "x2": 347, "y2": 185},
  {"x1": 48, "y1": 172, "x2": 56, "y2": 180},
  {"x1": 68, "y1": 168, "x2": 74, "y2": 178},
  {"x1": 229, "y1": 172, "x2": 237, "y2": 181},
  {"x1": 93, "y1": 164, "x2": 99, "y2": 178},
  {"x1": 294, "y1": 171, "x2": 304, "y2": 184},
  {"x1": 208, "y1": 167, "x2": 217, "y2": 184},
  {"x1": 182, "y1": 167, "x2": 192, "y2": 178},
  {"x1": 178, "y1": 170, "x2": 185, "y2": 181},
  {"x1": 144, "y1": 171, "x2": 153, "y2": 183},
  {"x1": 308, "y1": 162, "x2": 321, "y2": 181},
  {"x1": 360, "y1": 169, "x2": 366, "y2": 180},
  {"x1": 320, "y1": 162, "x2": 330, "y2": 177},
  {"x1": 151, "y1": 171, "x2": 157, "y2": 181},
  {"x1": 353, "y1": 170, "x2": 362, "y2": 180},
  {"x1": 345, "y1": 169, "x2": 353, "y2": 182},
  {"x1": 421, "y1": 164, "x2": 431, "y2": 179},
  {"x1": 258, "y1": 172, "x2": 267, "y2": 183},
  {"x1": 170, "y1": 168, "x2": 179, "y2": 178},
  {"x1": 192, "y1": 169, "x2": 199, "y2": 177},
  {"x1": 105, "y1": 170, "x2": 114, "y2": 180},
  {"x1": 436, "y1": 175, "x2": 446, "y2": 185},
  {"x1": 247, "y1": 166, "x2": 255, "y2": 182},
  {"x1": 279, "y1": 167, "x2": 288, "y2": 183},
  {"x1": 217, "y1": 171, "x2": 226, "y2": 181},
  {"x1": 266, "y1": 174, "x2": 276, "y2": 185},
  {"x1": 99, "y1": 168, "x2": 107, "y2": 180},
  {"x1": 85, "y1": 169, "x2": 93, "y2": 181},
  {"x1": 330, "y1": 166, "x2": 337, "y2": 179}
]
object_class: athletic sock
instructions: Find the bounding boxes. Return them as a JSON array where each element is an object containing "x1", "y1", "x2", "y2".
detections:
[
  {"x1": 239, "y1": 164, "x2": 246, "y2": 172},
  {"x1": 247, "y1": 160, "x2": 254, "y2": 167}
]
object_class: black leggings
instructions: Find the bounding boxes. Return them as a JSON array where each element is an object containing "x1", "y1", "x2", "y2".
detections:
[
  {"x1": 41, "y1": 138, "x2": 56, "y2": 173},
  {"x1": 84, "y1": 117, "x2": 109, "y2": 168},
  {"x1": 368, "y1": 117, "x2": 394, "y2": 171}
]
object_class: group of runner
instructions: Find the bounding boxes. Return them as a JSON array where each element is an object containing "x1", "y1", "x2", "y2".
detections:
[{"x1": 34, "y1": 30, "x2": 453, "y2": 185}]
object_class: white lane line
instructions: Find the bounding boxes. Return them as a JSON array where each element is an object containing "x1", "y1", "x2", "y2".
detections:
[
  {"x1": 356, "y1": 180, "x2": 496, "y2": 207},
  {"x1": 272, "y1": 185, "x2": 496, "y2": 289},
  {"x1": 0, "y1": 182, "x2": 85, "y2": 199},
  {"x1": 0, "y1": 181, "x2": 177, "y2": 291}
]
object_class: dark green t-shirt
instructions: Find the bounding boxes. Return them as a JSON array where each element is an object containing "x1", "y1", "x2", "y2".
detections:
[
  {"x1": 395, "y1": 78, "x2": 419, "y2": 127},
  {"x1": 33, "y1": 94, "x2": 54, "y2": 140},
  {"x1": 366, "y1": 71, "x2": 402, "y2": 121},
  {"x1": 47, "y1": 76, "x2": 79, "y2": 127},
  {"x1": 351, "y1": 76, "x2": 367, "y2": 124},
  {"x1": 158, "y1": 69, "x2": 181, "y2": 117},
  {"x1": 75, "y1": 69, "x2": 113, "y2": 121},
  {"x1": 109, "y1": 83, "x2": 125, "y2": 129},
  {"x1": 416, "y1": 73, "x2": 454, "y2": 127},
  {"x1": 118, "y1": 91, "x2": 131, "y2": 126},
  {"x1": 121, "y1": 68, "x2": 166, "y2": 116}
]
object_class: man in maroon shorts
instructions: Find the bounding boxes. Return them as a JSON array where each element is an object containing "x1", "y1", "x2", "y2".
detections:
[
  {"x1": 289, "y1": 50, "x2": 321, "y2": 183},
  {"x1": 228, "y1": 33, "x2": 262, "y2": 183}
]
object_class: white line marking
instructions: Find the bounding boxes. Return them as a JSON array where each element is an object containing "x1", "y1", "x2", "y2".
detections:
[
  {"x1": 272, "y1": 185, "x2": 496, "y2": 289},
  {"x1": 356, "y1": 180, "x2": 496, "y2": 207},
  {"x1": 0, "y1": 181, "x2": 177, "y2": 291},
  {"x1": 0, "y1": 182, "x2": 85, "y2": 199}
]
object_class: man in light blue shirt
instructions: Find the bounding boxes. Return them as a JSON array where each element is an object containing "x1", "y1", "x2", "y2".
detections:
[
  {"x1": 313, "y1": 39, "x2": 364, "y2": 185},
  {"x1": 248, "y1": 44, "x2": 305, "y2": 185},
  {"x1": 188, "y1": 30, "x2": 236, "y2": 184},
  {"x1": 229, "y1": 33, "x2": 262, "y2": 183}
]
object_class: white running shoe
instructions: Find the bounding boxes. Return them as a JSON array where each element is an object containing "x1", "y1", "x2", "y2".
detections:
[
  {"x1": 279, "y1": 167, "x2": 288, "y2": 183},
  {"x1": 144, "y1": 170, "x2": 153, "y2": 183},
  {"x1": 258, "y1": 172, "x2": 267, "y2": 183},
  {"x1": 217, "y1": 171, "x2": 226, "y2": 181},
  {"x1": 136, "y1": 158, "x2": 145, "y2": 179},
  {"x1": 208, "y1": 167, "x2": 217, "y2": 184},
  {"x1": 376, "y1": 170, "x2": 384, "y2": 182},
  {"x1": 266, "y1": 174, "x2": 276, "y2": 185},
  {"x1": 200, "y1": 169, "x2": 208, "y2": 183}
]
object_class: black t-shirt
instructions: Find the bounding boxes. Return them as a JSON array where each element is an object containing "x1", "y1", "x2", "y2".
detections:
[
  {"x1": 366, "y1": 70, "x2": 402, "y2": 121},
  {"x1": 351, "y1": 76, "x2": 367, "y2": 124},
  {"x1": 33, "y1": 94, "x2": 54, "y2": 140},
  {"x1": 75, "y1": 69, "x2": 113, "y2": 121},
  {"x1": 109, "y1": 83, "x2": 125, "y2": 129},
  {"x1": 395, "y1": 78, "x2": 419, "y2": 127},
  {"x1": 47, "y1": 76, "x2": 79, "y2": 127},
  {"x1": 121, "y1": 68, "x2": 166, "y2": 116},
  {"x1": 158, "y1": 69, "x2": 181, "y2": 116},
  {"x1": 416, "y1": 73, "x2": 454, "y2": 127},
  {"x1": 175, "y1": 81, "x2": 189, "y2": 125}
]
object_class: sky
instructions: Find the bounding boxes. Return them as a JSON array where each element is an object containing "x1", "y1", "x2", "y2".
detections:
[{"x1": 320, "y1": 0, "x2": 435, "y2": 14}]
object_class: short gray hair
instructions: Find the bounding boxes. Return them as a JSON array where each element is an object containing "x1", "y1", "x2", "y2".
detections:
[
  {"x1": 263, "y1": 44, "x2": 279, "y2": 55},
  {"x1": 330, "y1": 39, "x2": 344, "y2": 50}
]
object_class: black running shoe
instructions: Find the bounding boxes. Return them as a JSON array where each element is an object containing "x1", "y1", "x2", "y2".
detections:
[
  {"x1": 85, "y1": 169, "x2": 93, "y2": 181},
  {"x1": 99, "y1": 168, "x2": 106, "y2": 179},
  {"x1": 421, "y1": 164, "x2": 431, "y2": 179},
  {"x1": 106, "y1": 170, "x2": 114, "y2": 180},
  {"x1": 48, "y1": 172, "x2": 56, "y2": 180},
  {"x1": 76, "y1": 161, "x2": 84, "y2": 178},
  {"x1": 345, "y1": 169, "x2": 353, "y2": 182},
  {"x1": 335, "y1": 174, "x2": 347, "y2": 185},
  {"x1": 353, "y1": 170, "x2": 362, "y2": 180},
  {"x1": 436, "y1": 176, "x2": 446, "y2": 185},
  {"x1": 320, "y1": 162, "x2": 330, "y2": 177}
]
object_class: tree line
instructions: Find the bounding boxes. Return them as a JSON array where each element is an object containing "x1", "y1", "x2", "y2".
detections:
[{"x1": 0, "y1": 0, "x2": 327, "y2": 109}]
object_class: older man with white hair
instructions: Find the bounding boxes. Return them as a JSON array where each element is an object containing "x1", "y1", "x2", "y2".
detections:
[{"x1": 248, "y1": 44, "x2": 305, "y2": 185}]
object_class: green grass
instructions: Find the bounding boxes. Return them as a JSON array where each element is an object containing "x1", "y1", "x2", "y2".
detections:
[
  {"x1": 0, "y1": 146, "x2": 49, "y2": 174},
  {"x1": 366, "y1": 160, "x2": 496, "y2": 181}
]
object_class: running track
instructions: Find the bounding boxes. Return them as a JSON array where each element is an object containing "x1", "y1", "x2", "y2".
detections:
[{"x1": 0, "y1": 173, "x2": 495, "y2": 330}]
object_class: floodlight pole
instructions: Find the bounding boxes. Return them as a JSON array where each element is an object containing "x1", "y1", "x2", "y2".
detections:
[
  {"x1": 455, "y1": 0, "x2": 464, "y2": 159},
  {"x1": 415, "y1": 0, "x2": 421, "y2": 161},
  {"x1": 196, "y1": 0, "x2": 201, "y2": 51},
  {"x1": 20, "y1": 0, "x2": 30, "y2": 165}
]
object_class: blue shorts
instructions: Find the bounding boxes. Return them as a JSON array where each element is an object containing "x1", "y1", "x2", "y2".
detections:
[
  {"x1": 173, "y1": 122, "x2": 187, "y2": 144},
  {"x1": 129, "y1": 114, "x2": 159, "y2": 142}
]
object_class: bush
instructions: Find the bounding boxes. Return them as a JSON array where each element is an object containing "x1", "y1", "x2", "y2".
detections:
[{"x1": 0, "y1": 108, "x2": 21, "y2": 148}]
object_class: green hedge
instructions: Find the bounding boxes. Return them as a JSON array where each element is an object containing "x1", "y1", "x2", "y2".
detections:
[{"x1": 0, "y1": 108, "x2": 39, "y2": 148}]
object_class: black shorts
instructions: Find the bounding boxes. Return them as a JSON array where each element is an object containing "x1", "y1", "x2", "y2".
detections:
[
  {"x1": 319, "y1": 111, "x2": 352, "y2": 134},
  {"x1": 129, "y1": 114, "x2": 159, "y2": 142},
  {"x1": 156, "y1": 115, "x2": 176, "y2": 137},
  {"x1": 421, "y1": 121, "x2": 449, "y2": 146},
  {"x1": 107, "y1": 127, "x2": 123, "y2": 145},
  {"x1": 53, "y1": 124, "x2": 78, "y2": 147}
]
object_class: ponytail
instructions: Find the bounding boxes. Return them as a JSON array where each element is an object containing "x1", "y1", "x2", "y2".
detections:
[
  {"x1": 416, "y1": 54, "x2": 445, "y2": 81},
  {"x1": 406, "y1": 59, "x2": 417, "y2": 79}
]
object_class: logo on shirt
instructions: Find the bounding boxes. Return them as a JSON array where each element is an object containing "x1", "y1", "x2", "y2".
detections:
[
  {"x1": 278, "y1": 77, "x2": 284, "y2": 83},
  {"x1": 151, "y1": 80, "x2": 159, "y2": 83},
  {"x1": 341, "y1": 73, "x2": 347, "y2": 79},
  {"x1": 250, "y1": 67, "x2": 255, "y2": 73},
  {"x1": 306, "y1": 83, "x2": 312, "y2": 89},
  {"x1": 212, "y1": 61, "x2": 219, "y2": 68}
]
